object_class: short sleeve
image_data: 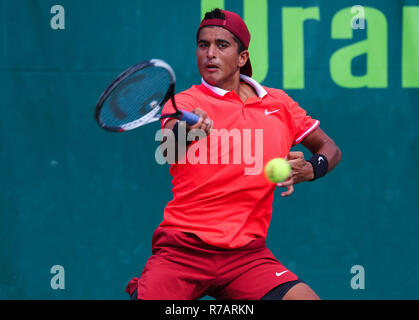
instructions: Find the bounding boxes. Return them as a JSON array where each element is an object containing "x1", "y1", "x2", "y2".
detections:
[
  {"x1": 280, "y1": 91, "x2": 320, "y2": 145},
  {"x1": 160, "y1": 93, "x2": 197, "y2": 129}
]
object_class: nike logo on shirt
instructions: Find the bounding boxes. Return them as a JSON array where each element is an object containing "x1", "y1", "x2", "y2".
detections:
[{"x1": 265, "y1": 109, "x2": 280, "y2": 116}]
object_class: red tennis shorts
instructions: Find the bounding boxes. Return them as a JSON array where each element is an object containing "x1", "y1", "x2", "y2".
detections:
[{"x1": 125, "y1": 227, "x2": 298, "y2": 300}]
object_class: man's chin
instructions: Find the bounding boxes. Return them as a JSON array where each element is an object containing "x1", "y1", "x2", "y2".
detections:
[{"x1": 202, "y1": 74, "x2": 220, "y2": 86}]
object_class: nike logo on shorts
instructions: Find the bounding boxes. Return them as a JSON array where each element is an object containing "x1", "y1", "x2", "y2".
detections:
[{"x1": 275, "y1": 270, "x2": 288, "y2": 277}]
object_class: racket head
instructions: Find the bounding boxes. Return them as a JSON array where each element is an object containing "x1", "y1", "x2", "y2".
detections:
[{"x1": 94, "y1": 59, "x2": 181, "y2": 132}]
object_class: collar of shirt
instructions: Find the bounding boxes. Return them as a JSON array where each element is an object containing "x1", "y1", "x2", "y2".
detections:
[{"x1": 201, "y1": 74, "x2": 268, "y2": 99}]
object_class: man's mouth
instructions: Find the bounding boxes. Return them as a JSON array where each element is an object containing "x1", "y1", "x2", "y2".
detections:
[{"x1": 206, "y1": 64, "x2": 219, "y2": 72}]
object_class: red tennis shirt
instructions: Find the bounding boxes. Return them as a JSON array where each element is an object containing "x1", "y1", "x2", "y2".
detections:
[{"x1": 159, "y1": 75, "x2": 319, "y2": 248}]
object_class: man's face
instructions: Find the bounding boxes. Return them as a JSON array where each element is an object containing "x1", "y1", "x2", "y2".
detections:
[{"x1": 196, "y1": 26, "x2": 248, "y2": 89}]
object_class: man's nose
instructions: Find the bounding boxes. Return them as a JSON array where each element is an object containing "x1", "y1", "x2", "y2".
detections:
[{"x1": 207, "y1": 44, "x2": 216, "y2": 59}]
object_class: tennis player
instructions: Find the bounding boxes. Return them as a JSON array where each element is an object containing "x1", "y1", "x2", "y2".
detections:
[{"x1": 126, "y1": 9, "x2": 341, "y2": 300}]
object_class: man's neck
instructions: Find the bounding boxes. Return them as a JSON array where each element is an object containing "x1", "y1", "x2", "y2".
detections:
[
  {"x1": 214, "y1": 73, "x2": 242, "y2": 94},
  {"x1": 238, "y1": 81, "x2": 257, "y2": 102}
]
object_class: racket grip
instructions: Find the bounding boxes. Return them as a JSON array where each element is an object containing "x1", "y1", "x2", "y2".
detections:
[{"x1": 180, "y1": 111, "x2": 200, "y2": 125}]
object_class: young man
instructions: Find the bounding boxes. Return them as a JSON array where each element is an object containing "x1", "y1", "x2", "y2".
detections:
[{"x1": 126, "y1": 9, "x2": 341, "y2": 300}]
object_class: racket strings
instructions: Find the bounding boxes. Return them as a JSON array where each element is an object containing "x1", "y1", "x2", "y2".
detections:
[{"x1": 100, "y1": 66, "x2": 172, "y2": 128}]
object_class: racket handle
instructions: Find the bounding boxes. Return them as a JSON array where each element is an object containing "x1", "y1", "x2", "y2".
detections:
[{"x1": 180, "y1": 111, "x2": 200, "y2": 125}]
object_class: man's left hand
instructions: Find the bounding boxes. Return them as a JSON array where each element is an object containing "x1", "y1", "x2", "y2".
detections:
[{"x1": 276, "y1": 151, "x2": 314, "y2": 197}]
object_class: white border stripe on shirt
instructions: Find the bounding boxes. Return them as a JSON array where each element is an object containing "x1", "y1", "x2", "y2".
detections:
[
  {"x1": 294, "y1": 120, "x2": 320, "y2": 144},
  {"x1": 239, "y1": 74, "x2": 268, "y2": 98},
  {"x1": 201, "y1": 78, "x2": 229, "y2": 96},
  {"x1": 201, "y1": 75, "x2": 267, "y2": 98},
  {"x1": 161, "y1": 117, "x2": 173, "y2": 128}
]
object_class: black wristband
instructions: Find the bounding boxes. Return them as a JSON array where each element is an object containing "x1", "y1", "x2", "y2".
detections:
[
  {"x1": 307, "y1": 154, "x2": 329, "y2": 180},
  {"x1": 172, "y1": 121, "x2": 192, "y2": 146}
]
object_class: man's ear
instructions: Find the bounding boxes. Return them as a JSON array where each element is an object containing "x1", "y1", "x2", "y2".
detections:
[{"x1": 238, "y1": 50, "x2": 249, "y2": 68}]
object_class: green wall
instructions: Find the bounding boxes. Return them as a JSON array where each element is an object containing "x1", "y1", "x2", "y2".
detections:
[{"x1": 1, "y1": 0, "x2": 418, "y2": 299}]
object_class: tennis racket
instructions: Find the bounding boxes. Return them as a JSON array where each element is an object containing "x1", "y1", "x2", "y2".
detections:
[{"x1": 94, "y1": 59, "x2": 200, "y2": 132}]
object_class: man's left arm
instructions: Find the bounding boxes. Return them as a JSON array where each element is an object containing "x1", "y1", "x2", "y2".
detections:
[{"x1": 279, "y1": 127, "x2": 341, "y2": 197}]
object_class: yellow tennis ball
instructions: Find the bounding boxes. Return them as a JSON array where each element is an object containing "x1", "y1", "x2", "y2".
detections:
[{"x1": 264, "y1": 158, "x2": 291, "y2": 183}]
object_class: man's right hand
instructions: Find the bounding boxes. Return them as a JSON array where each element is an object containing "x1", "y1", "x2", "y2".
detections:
[
  {"x1": 162, "y1": 108, "x2": 213, "y2": 163},
  {"x1": 187, "y1": 108, "x2": 213, "y2": 136}
]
